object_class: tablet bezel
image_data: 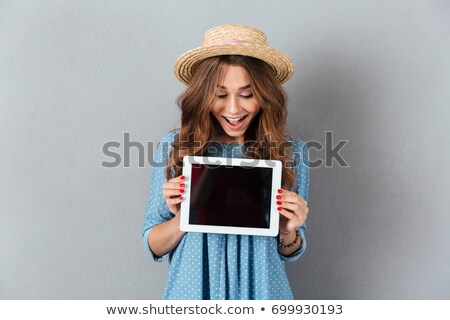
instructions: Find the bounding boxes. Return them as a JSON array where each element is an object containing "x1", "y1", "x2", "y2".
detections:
[{"x1": 180, "y1": 156, "x2": 281, "y2": 236}]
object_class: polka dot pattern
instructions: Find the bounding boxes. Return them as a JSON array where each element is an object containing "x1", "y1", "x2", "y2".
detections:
[{"x1": 142, "y1": 129, "x2": 310, "y2": 300}]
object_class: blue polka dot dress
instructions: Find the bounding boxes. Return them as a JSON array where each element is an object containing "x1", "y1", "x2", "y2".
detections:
[{"x1": 142, "y1": 129, "x2": 310, "y2": 300}]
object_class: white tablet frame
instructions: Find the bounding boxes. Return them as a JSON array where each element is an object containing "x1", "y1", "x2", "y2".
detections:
[{"x1": 180, "y1": 156, "x2": 281, "y2": 236}]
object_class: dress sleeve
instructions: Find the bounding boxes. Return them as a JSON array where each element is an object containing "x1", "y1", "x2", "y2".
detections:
[
  {"x1": 279, "y1": 136, "x2": 310, "y2": 263},
  {"x1": 142, "y1": 130, "x2": 178, "y2": 262}
]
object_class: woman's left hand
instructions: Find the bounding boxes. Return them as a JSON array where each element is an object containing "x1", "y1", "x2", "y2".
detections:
[{"x1": 276, "y1": 188, "x2": 309, "y2": 234}]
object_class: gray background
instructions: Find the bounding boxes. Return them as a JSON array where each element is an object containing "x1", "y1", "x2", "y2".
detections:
[{"x1": 1, "y1": 0, "x2": 449, "y2": 299}]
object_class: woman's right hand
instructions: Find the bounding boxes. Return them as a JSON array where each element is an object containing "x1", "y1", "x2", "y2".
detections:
[
  {"x1": 149, "y1": 175, "x2": 187, "y2": 258},
  {"x1": 162, "y1": 175, "x2": 186, "y2": 216}
]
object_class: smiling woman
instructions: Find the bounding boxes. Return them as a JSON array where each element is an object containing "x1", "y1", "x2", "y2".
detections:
[
  {"x1": 210, "y1": 65, "x2": 261, "y2": 144},
  {"x1": 142, "y1": 24, "x2": 310, "y2": 300}
]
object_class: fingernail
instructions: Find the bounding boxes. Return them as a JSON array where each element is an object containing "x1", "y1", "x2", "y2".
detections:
[
  {"x1": 179, "y1": 196, "x2": 183, "y2": 200},
  {"x1": 278, "y1": 189, "x2": 283, "y2": 193},
  {"x1": 276, "y1": 195, "x2": 282, "y2": 199},
  {"x1": 180, "y1": 176, "x2": 185, "y2": 180},
  {"x1": 277, "y1": 207, "x2": 282, "y2": 211},
  {"x1": 180, "y1": 183, "x2": 185, "y2": 187},
  {"x1": 276, "y1": 201, "x2": 282, "y2": 205},
  {"x1": 179, "y1": 189, "x2": 184, "y2": 193}
]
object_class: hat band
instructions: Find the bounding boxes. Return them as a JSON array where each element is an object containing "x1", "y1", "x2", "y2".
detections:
[{"x1": 206, "y1": 39, "x2": 251, "y2": 46}]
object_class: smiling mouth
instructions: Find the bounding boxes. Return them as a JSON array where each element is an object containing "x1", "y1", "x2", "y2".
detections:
[{"x1": 222, "y1": 115, "x2": 248, "y2": 125}]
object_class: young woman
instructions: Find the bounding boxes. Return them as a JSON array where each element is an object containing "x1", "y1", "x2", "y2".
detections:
[{"x1": 142, "y1": 24, "x2": 310, "y2": 299}]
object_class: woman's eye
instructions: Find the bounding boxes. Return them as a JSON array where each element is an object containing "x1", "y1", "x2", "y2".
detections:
[{"x1": 217, "y1": 93, "x2": 253, "y2": 99}]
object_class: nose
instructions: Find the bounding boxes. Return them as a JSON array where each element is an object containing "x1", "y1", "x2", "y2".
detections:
[{"x1": 225, "y1": 95, "x2": 240, "y2": 114}]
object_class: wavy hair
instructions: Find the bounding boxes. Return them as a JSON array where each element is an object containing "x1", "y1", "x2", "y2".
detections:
[{"x1": 165, "y1": 55, "x2": 297, "y2": 191}]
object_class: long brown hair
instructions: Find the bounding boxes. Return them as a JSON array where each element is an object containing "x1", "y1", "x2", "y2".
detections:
[{"x1": 165, "y1": 55, "x2": 297, "y2": 191}]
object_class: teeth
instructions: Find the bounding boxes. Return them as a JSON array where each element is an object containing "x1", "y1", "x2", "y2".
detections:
[{"x1": 225, "y1": 116, "x2": 245, "y2": 124}]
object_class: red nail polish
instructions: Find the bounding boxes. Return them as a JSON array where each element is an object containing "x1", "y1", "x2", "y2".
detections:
[
  {"x1": 277, "y1": 207, "x2": 282, "y2": 211},
  {"x1": 179, "y1": 196, "x2": 183, "y2": 200},
  {"x1": 179, "y1": 189, "x2": 184, "y2": 193},
  {"x1": 276, "y1": 195, "x2": 282, "y2": 199},
  {"x1": 276, "y1": 201, "x2": 282, "y2": 205},
  {"x1": 180, "y1": 176, "x2": 185, "y2": 180},
  {"x1": 278, "y1": 189, "x2": 283, "y2": 193},
  {"x1": 180, "y1": 183, "x2": 185, "y2": 187}
]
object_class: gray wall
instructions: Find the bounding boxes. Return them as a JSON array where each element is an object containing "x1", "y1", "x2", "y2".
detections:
[{"x1": 1, "y1": 0, "x2": 449, "y2": 299}]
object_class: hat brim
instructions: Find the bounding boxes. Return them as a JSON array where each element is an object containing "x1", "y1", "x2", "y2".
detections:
[{"x1": 173, "y1": 43, "x2": 294, "y2": 85}]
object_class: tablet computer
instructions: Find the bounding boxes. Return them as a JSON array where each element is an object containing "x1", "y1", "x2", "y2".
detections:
[{"x1": 180, "y1": 156, "x2": 281, "y2": 236}]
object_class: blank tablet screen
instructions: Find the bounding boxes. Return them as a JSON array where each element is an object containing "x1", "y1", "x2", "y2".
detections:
[{"x1": 188, "y1": 163, "x2": 273, "y2": 229}]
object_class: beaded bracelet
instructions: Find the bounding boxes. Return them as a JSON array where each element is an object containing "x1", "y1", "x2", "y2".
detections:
[{"x1": 278, "y1": 229, "x2": 299, "y2": 248}]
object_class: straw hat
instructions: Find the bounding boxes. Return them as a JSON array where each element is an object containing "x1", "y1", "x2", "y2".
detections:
[{"x1": 173, "y1": 24, "x2": 294, "y2": 85}]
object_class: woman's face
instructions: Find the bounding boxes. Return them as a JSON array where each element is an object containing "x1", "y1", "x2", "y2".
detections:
[{"x1": 210, "y1": 65, "x2": 260, "y2": 144}]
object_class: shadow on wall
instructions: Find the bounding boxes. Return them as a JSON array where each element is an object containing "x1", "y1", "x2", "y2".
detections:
[{"x1": 284, "y1": 43, "x2": 431, "y2": 299}]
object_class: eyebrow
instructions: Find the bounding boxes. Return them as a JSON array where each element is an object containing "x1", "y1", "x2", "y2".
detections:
[{"x1": 218, "y1": 84, "x2": 251, "y2": 90}]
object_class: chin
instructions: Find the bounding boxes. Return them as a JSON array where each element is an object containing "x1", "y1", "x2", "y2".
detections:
[{"x1": 223, "y1": 129, "x2": 244, "y2": 135}]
